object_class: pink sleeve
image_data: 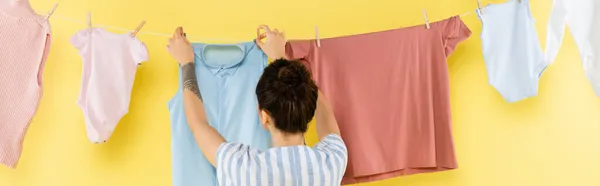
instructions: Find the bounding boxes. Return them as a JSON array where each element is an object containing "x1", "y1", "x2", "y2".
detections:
[
  {"x1": 38, "y1": 29, "x2": 52, "y2": 87},
  {"x1": 130, "y1": 40, "x2": 149, "y2": 65},
  {"x1": 285, "y1": 40, "x2": 314, "y2": 70},
  {"x1": 41, "y1": 27, "x2": 52, "y2": 64},
  {"x1": 285, "y1": 41, "x2": 313, "y2": 60},
  {"x1": 443, "y1": 16, "x2": 472, "y2": 57},
  {"x1": 69, "y1": 29, "x2": 89, "y2": 50}
]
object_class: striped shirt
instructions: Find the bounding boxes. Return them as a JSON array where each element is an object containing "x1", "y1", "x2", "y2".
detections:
[{"x1": 216, "y1": 134, "x2": 348, "y2": 186}]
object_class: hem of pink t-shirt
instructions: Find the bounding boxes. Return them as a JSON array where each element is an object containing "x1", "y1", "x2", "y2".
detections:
[
  {"x1": 342, "y1": 166, "x2": 457, "y2": 185},
  {"x1": 0, "y1": 156, "x2": 19, "y2": 169},
  {"x1": 0, "y1": 137, "x2": 23, "y2": 168}
]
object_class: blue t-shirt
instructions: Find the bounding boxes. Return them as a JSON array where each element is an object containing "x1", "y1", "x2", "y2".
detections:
[{"x1": 168, "y1": 42, "x2": 271, "y2": 186}]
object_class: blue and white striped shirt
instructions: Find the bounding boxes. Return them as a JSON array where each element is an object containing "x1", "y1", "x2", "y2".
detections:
[{"x1": 216, "y1": 134, "x2": 348, "y2": 186}]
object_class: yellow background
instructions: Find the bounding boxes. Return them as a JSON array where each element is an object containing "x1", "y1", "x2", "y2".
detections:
[{"x1": 1, "y1": 0, "x2": 598, "y2": 185}]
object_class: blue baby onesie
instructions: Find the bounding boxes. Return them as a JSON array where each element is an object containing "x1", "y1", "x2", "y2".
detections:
[
  {"x1": 478, "y1": 0, "x2": 546, "y2": 102},
  {"x1": 168, "y1": 42, "x2": 271, "y2": 186}
]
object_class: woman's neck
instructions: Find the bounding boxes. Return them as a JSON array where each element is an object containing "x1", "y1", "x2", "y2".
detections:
[{"x1": 271, "y1": 131, "x2": 305, "y2": 147}]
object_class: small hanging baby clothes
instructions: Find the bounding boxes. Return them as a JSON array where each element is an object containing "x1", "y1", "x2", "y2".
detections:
[
  {"x1": 70, "y1": 28, "x2": 148, "y2": 143},
  {"x1": 0, "y1": 1, "x2": 52, "y2": 168},
  {"x1": 477, "y1": 0, "x2": 546, "y2": 102},
  {"x1": 286, "y1": 16, "x2": 470, "y2": 184},
  {"x1": 168, "y1": 42, "x2": 271, "y2": 186},
  {"x1": 545, "y1": 0, "x2": 600, "y2": 97}
]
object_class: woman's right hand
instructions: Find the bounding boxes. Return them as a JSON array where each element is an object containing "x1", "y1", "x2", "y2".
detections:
[
  {"x1": 255, "y1": 25, "x2": 287, "y2": 60},
  {"x1": 167, "y1": 27, "x2": 195, "y2": 65}
]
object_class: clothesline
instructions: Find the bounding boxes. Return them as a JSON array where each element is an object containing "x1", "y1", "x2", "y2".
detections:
[
  {"x1": 38, "y1": 9, "x2": 478, "y2": 43},
  {"x1": 47, "y1": 14, "x2": 241, "y2": 43}
]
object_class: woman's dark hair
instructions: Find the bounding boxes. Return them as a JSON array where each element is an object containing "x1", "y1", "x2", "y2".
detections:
[{"x1": 256, "y1": 59, "x2": 318, "y2": 134}]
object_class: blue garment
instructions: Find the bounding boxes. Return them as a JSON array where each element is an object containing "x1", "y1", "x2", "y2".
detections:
[
  {"x1": 168, "y1": 42, "x2": 272, "y2": 186},
  {"x1": 478, "y1": 0, "x2": 546, "y2": 102}
]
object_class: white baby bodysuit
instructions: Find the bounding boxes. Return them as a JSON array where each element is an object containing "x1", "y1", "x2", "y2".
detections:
[
  {"x1": 546, "y1": 0, "x2": 600, "y2": 96},
  {"x1": 70, "y1": 28, "x2": 148, "y2": 143},
  {"x1": 478, "y1": 0, "x2": 546, "y2": 102}
]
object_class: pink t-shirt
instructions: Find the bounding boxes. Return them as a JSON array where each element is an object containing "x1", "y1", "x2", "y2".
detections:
[
  {"x1": 0, "y1": 6, "x2": 51, "y2": 168},
  {"x1": 286, "y1": 16, "x2": 471, "y2": 184}
]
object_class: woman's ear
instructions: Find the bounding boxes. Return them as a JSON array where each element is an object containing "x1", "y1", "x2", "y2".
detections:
[{"x1": 258, "y1": 109, "x2": 270, "y2": 130}]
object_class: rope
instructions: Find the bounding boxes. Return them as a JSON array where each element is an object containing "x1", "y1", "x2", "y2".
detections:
[{"x1": 36, "y1": 0, "x2": 512, "y2": 42}]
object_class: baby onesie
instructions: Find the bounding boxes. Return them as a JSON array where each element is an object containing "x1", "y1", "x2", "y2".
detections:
[
  {"x1": 287, "y1": 16, "x2": 470, "y2": 184},
  {"x1": 168, "y1": 42, "x2": 271, "y2": 186},
  {"x1": 545, "y1": 0, "x2": 600, "y2": 97},
  {"x1": 0, "y1": 4, "x2": 51, "y2": 168},
  {"x1": 70, "y1": 28, "x2": 148, "y2": 143},
  {"x1": 478, "y1": 0, "x2": 546, "y2": 102}
]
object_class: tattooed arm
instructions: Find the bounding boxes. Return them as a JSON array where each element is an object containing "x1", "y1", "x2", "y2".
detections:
[
  {"x1": 181, "y1": 62, "x2": 225, "y2": 167},
  {"x1": 168, "y1": 27, "x2": 225, "y2": 167}
]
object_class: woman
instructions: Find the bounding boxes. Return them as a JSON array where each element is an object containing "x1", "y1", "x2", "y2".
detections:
[{"x1": 166, "y1": 25, "x2": 348, "y2": 186}]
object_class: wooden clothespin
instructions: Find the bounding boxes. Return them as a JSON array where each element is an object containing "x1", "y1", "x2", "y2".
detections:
[
  {"x1": 422, "y1": 8, "x2": 430, "y2": 29},
  {"x1": 315, "y1": 26, "x2": 321, "y2": 48},
  {"x1": 131, "y1": 20, "x2": 146, "y2": 66},
  {"x1": 87, "y1": 12, "x2": 92, "y2": 28},
  {"x1": 44, "y1": 3, "x2": 58, "y2": 20},
  {"x1": 131, "y1": 20, "x2": 146, "y2": 37},
  {"x1": 477, "y1": 0, "x2": 483, "y2": 14},
  {"x1": 87, "y1": 12, "x2": 92, "y2": 34}
]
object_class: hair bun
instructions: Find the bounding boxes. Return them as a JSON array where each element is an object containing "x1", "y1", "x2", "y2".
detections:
[{"x1": 277, "y1": 64, "x2": 307, "y2": 88}]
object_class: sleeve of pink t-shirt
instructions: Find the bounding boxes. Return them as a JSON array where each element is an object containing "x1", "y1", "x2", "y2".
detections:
[
  {"x1": 285, "y1": 41, "x2": 314, "y2": 70},
  {"x1": 129, "y1": 39, "x2": 149, "y2": 65},
  {"x1": 37, "y1": 24, "x2": 52, "y2": 87},
  {"x1": 69, "y1": 30, "x2": 89, "y2": 50},
  {"x1": 442, "y1": 17, "x2": 471, "y2": 57}
]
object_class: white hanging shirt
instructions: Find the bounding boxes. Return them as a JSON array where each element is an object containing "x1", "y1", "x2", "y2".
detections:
[
  {"x1": 70, "y1": 28, "x2": 148, "y2": 143},
  {"x1": 545, "y1": 0, "x2": 600, "y2": 96}
]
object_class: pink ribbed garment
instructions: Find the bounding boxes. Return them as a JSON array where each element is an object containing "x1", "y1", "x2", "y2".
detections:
[{"x1": 0, "y1": 7, "x2": 51, "y2": 168}]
